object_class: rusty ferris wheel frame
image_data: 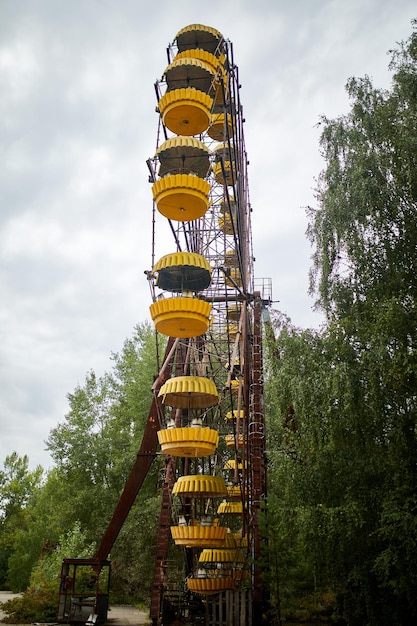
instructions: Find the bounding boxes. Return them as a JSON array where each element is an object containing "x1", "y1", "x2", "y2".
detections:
[{"x1": 57, "y1": 23, "x2": 270, "y2": 626}]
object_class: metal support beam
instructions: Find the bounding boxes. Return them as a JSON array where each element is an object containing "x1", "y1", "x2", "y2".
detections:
[
  {"x1": 250, "y1": 293, "x2": 268, "y2": 625},
  {"x1": 150, "y1": 456, "x2": 176, "y2": 625},
  {"x1": 94, "y1": 337, "x2": 176, "y2": 562}
]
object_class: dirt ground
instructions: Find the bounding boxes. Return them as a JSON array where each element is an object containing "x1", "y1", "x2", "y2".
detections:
[
  {"x1": 0, "y1": 592, "x2": 150, "y2": 626},
  {"x1": 105, "y1": 603, "x2": 150, "y2": 626}
]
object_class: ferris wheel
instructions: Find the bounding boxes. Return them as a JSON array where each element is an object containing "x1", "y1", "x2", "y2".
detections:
[
  {"x1": 56, "y1": 22, "x2": 269, "y2": 626},
  {"x1": 146, "y1": 23, "x2": 269, "y2": 626}
]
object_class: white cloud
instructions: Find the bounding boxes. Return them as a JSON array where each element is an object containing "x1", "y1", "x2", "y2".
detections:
[{"x1": 0, "y1": 0, "x2": 415, "y2": 469}]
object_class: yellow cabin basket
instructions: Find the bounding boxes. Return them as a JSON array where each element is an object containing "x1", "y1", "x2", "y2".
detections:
[
  {"x1": 229, "y1": 379, "x2": 243, "y2": 395},
  {"x1": 219, "y1": 197, "x2": 236, "y2": 215},
  {"x1": 226, "y1": 484, "x2": 243, "y2": 499},
  {"x1": 227, "y1": 323, "x2": 239, "y2": 339},
  {"x1": 158, "y1": 87, "x2": 213, "y2": 136},
  {"x1": 152, "y1": 174, "x2": 210, "y2": 222},
  {"x1": 187, "y1": 576, "x2": 235, "y2": 595},
  {"x1": 149, "y1": 297, "x2": 211, "y2": 338},
  {"x1": 217, "y1": 214, "x2": 234, "y2": 235},
  {"x1": 172, "y1": 475, "x2": 227, "y2": 498},
  {"x1": 226, "y1": 268, "x2": 243, "y2": 288},
  {"x1": 175, "y1": 48, "x2": 226, "y2": 74},
  {"x1": 175, "y1": 24, "x2": 224, "y2": 56},
  {"x1": 171, "y1": 524, "x2": 227, "y2": 548},
  {"x1": 225, "y1": 409, "x2": 245, "y2": 420},
  {"x1": 213, "y1": 160, "x2": 235, "y2": 186},
  {"x1": 225, "y1": 433, "x2": 246, "y2": 449},
  {"x1": 158, "y1": 376, "x2": 218, "y2": 409},
  {"x1": 199, "y1": 548, "x2": 244, "y2": 564},
  {"x1": 224, "y1": 249, "x2": 238, "y2": 266},
  {"x1": 164, "y1": 57, "x2": 214, "y2": 93},
  {"x1": 217, "y1": 501, "x2": 244, "y2": 515},
  {"x1": 156, "y1": 136, "x2": 210, "y2": 178},
  {"x1": 207, "y1": 112, "x2": 233, "y2": 142},
  {"x1": 157, "y1": 426, "x2": 219, "y2": 457},
  {"x1": 152, "y1": 251, "x2": 211, "y2": 292},
  {"x1": 226, "y1": 304, "x2": 241, "y2": 321},
  {"x1": 223, "y1": 459, "x2": 247, "y2": 471}
]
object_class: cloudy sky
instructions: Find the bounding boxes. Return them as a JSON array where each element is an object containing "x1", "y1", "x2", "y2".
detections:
[{"x1": 1, "y1": 0, "x2": 415, "y2": 471}]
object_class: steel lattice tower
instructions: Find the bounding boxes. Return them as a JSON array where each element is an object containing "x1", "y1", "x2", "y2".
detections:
[
  {"x1": 56, "y1": 22, "x2": 269, "y2": 626},
  {"x1": 147, "y1": 24, "x2": 268, "y2": 626}
]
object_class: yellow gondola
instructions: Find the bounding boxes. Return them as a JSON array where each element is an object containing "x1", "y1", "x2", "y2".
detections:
[
  {"x1": 164, "y1": 57, "x2": 214, "y2": 93},
  {"x1": 172, "y1": 475, "x2": 227, "y2": 498},
  {"x1": 187, "y1": 576, "x2": 235, "y2": 595},
  {"x1": 156, "y1": 136, "x2": 211, "y2": 178},
  {"x1": 152, "y1": 173, "x2": 210, "y2": 222},
  {"x1": 159, "y1": 376, "x2": 218, "y2": 409},
  {"x1": 152, "y1": 251, "x2": 211, "y2": 292},
  {"x1": 149, "y1": 297, "x2": 211, "y2": 338},
  {"x1": 157, "y1": 426, "x2": 219, "y2": 457},
  {"x1": 171, "y1": 524, "x2": 227, "y2": 548},
  {"x1": 175, "y1": 24, "x2": 224, "y2": 55},
  {"x1": 158, "y1": 87, "x2": 213, "y2": 136},
  {"x1": 207, "y1": 112, "x2": 233, "y2": 142}
]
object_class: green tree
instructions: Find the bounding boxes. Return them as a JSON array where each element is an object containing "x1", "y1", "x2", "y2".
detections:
[
  {"x1": 0, "y1": 453, "x2": 43, "y2": 590},
  {"x1": 308, "y1": 20, "x2": 417, "y2": 321},
  {"x1": 43, "y1": 322, "x2": 163, "y2": 599},
  {"x1": 6, "y1": 468, "x2": 74, "y2": 592},
  {"x1": 306, "y1": 21, "x2": 417, "y2": 624},
  {"x1": 0, "y1": 453, "x2": 43, "y2": 521},
  {"x1": 264, "y1": 19, "x2": 417, "y2": 626},
  {"x1": 0, "y1": 522, "x2": 95, "y2": 623},
  {"x1": 45, "y1": 321, "x2": 163, "y2": 545},
  {"x1": 2, "y1": 322, "x2": 163, "y2": 602},
  {"x1": 110, "y1": 495, "x2": 162, "y2": 603}
]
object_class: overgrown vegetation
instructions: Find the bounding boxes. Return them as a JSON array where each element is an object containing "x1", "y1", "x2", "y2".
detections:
[
  {"x1": 0, "y1": 322, "x2": 165, "y2": 621},
  {"x1": 262, "y1": 19, "x2": 417, "y2": 626},
  {"x1": 0, "y1": 523, "x2": 95, "y2": 623}
]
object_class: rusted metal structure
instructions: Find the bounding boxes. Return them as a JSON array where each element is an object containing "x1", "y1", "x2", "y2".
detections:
[{"x1": 57, "y1": 23, "x2": 270, "y2": 626}]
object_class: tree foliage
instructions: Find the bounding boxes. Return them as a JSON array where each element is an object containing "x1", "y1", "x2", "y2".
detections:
[
  {"x1": 0, "y1": 522, "x2": 95, "y2": 623},
  {"x1": 0, "y1": 322, "x2": 164, "y2": 607},
  {"x1": 0, "y1": 454, "x2": 43, "y2": 590},
  {"x1": 308, "y1": 20, "x2": 417, "y2": 321},
  {"x1": 44, "y1": 322, "x2": 164, "y2": 545},
  {"x1": 264, "y1": 19, "x2": 417, "y2": 626}
]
